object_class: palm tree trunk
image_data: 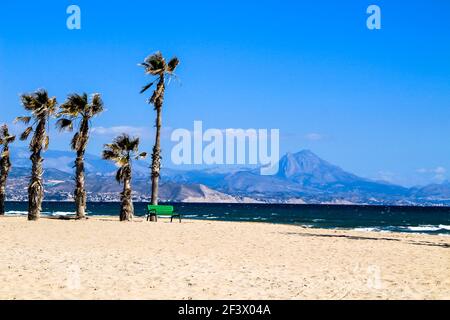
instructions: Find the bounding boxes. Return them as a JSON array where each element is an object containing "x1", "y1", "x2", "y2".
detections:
[
  {"x1": 0, "y1": 189, "x2": 5, "y2": 216},
  {"x1": 120, "y1": 167, "x2": 133, "y2": 221},
  {"x1": 74, "y1": 120, "x2": 89, "y2": 219},
  {"x1": 150, "y1": 107, "x2": 162, "y2": 205},
  {"x1": 0, "y1": 147, "x2": 10, "y2": 215},
  {"x1": 28, "y1": 121, "x2": 46, "y2": 221},
  {"x1": 0, "y1": 170, "x2": 6, "y2": 216},
  {"x1": 150, "y1": 75, "x2": 165, "y2": 219},
  {"x1": 74, "y1": 153, "x2": 86, "y2": 219}
]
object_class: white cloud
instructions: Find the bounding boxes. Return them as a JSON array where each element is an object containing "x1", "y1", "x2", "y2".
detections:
[
  {"x1": 91, "y1": 126, "x2": 152, "y2": 138},
  {"x1": 416, "y1": 166, "x2": 446, "y2": 175},
  {"x1": 376, "y1": 170, "x2": 396, "y2": 183},
  {"x1": 435, "y1": 167, "x2": 446, "y2": 174},
  {"x1": 416, "y1": 166, "x2": 447, "y2": 182},
  {"x1": 305, "y1": 133, "x2": 326, "y2": 141}
]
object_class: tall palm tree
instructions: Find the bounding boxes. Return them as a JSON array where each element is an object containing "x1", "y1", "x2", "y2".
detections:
[
  {"x1": 56, "y1": 93, "x2": 104, "y2": 219},
  {"x1": 102, "y1": 134, "x2": 146, "y2": 221},
  {"x1": 0, "y1": 125, "x2": 16, "y2": 215},
  {"x1": 16, "y1": 89, "x2": 58, "y2": 221},
  {"x1": 139, "y1": 52, "x2": 179, "y2": 215}
]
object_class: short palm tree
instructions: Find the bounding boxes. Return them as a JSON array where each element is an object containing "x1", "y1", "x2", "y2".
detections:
[
  {"x1": 0, "y1": 125, "x2": 16, "y2": 215},
  {"x1": 16, "y1": 89, "x2": 58, "y2": 220},
  {"x1": 56, "y1": 93, "x2": 104, "y2": 219},
  {"x1": 102, "y1": 134, "x2": 146, "y2": 221},
  {"x1": 139, "y1": 52, "x2": 179, "y2": 214}
]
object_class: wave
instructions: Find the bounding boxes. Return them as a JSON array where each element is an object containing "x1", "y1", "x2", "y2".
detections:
[
  {"x1": 5, "y1": 211, "x2": 76, "y2": 216},
  {"x1": 405, "y1": 225, "x2": 441, "y2": 232},
  {"x1": 5, "y1": 210, "x2": 28, "y2": 215},
  {"x1": 350, "y1": 225, "x2": 450, "y2": 234},
  {"x1": 353, "y1": 227, "x2": 380, "y2": 232},
  {"x1": 50, "y1": 211, "x2": 76, "y2": 216}
]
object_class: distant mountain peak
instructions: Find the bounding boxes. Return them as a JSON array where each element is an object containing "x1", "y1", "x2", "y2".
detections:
[
  {"x1": 279, "y1": 150, "x2": 328, "y2": 178},
  {"x1": 276, "y1": 149, "x2": 361, "y2": 185}
]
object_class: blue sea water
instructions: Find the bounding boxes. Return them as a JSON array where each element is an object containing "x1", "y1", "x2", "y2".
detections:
[{"x1": 4, "y1": 202, "x2": 450, "y2": 235}]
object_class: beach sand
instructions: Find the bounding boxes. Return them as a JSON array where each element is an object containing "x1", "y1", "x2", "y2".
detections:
[{"x1": 0, "y1": 216, "x2": 449, "y2": 300}]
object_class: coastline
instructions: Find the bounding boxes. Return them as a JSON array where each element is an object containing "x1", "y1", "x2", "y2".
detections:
[
  {"x1": 0, "y1": 216, "x2": 449, "y2": 300},
  {"x1": 3, "y1": 202, "x2": 450, "y2": 236}
]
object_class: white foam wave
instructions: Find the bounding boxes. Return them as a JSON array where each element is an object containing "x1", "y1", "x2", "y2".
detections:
[
  {"x1": 5, "y1": 211, "x2": 76, "y2": 216},
  {"x1": 353, "y1": 227, "x2": 379, "y2": 232},
  {"x1": 406, "y1": 225, "x2": 441, "y2": 232},
  {"x1": 50, "y1": 211, "x2": 76, "y2": 216},
  {"x1": 5, "y1": 210, "x2": 28, "y2": 215}
]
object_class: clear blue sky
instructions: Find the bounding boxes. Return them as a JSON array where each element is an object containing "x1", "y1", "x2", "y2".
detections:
[{"x1": 0, "y1": 0, "x2": 449, "y2": 186}]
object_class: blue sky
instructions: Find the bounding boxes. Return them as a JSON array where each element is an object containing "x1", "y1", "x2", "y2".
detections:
[{"x1": 0, "y1": 0, "x2": 449, "y2": 186}]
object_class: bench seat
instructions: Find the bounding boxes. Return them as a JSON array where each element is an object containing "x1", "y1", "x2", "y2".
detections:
[{"x1": 146, "y1": 205, "x2": 181, "y2": 223}]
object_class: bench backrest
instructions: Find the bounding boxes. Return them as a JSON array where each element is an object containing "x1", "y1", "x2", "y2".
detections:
[{"x1": 147, "y1": 205, "x2": 174, "y2": 215}]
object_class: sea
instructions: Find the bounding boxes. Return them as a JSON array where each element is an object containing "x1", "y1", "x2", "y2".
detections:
[{"x1": 4, "y1": 202, "x2": 450, "y2": 236}]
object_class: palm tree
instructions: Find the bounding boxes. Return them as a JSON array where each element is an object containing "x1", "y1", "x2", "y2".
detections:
[
  {"x1": 16, "y1": 89, "x2": 58, "y2": 221},
  {"x1": 56, "y1": 93, "x2": 104, "y2": 219},
  {"x1": 102, "y1": 134, "x2": 146, "y2": 221},
  {"x1": 139, "y1": 52, "x2": 179, "y2": 216},
  {"x1": 0, "y1": 125, "x2": 16, "y2": 215}
]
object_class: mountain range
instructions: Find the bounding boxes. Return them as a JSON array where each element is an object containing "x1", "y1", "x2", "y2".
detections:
[{"x1": 5, "y1": 147, "x2": 450, "y2": 205}]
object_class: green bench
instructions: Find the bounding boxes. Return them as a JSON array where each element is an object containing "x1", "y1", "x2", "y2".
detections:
[{"x1": 146, "y1": 205, "x2": 181, "y2": 223}]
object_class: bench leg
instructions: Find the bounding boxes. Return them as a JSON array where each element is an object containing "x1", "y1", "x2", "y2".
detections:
[{"x1": 170, "y1": 216, "x2": 173, "y2": 223}]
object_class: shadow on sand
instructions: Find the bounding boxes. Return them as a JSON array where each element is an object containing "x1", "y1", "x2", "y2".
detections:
[{"x1": 281, "y1": 231, "x2": 450, "y2": 249}]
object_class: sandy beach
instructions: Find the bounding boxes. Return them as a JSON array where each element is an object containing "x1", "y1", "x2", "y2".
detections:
[{"x1": 0, "y1": 216, "x2": 449, "y2": 300}]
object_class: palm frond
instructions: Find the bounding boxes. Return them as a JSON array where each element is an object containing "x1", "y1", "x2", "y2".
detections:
[
  {"x1": 129, "y1": 137, "x2": 140, "y2": 152},
  {"x1": 20, "y1": 95, "x2": 36, "y2": 111},
  {"x1": 0, "y1": 125, "x2": 14, "y2": 145},
  {"x1": 14, "y1": 116, "x2": 32, "y2": 125},
  {"x1": 167, "y1": 57, "x2": 179, "y2": 73},
  {"x1": 115, "y1": 167, "x2": 125, "y2": 183},
  {"x1": 20, "y1": 89, "x2": 58, "y2": 119},
  {"x1": 141, "y1": 51, "x2": 166, "y2": 75},
  {"x1": 66, "y1": 93, "x2": 87, "y2": 109},
  {"x1": 43, "y1": 135, "x2": 50, "y2": 151},
  {"x1": 71, "y1": 132, "x2": 80, "y2": 150},
  {"x1": 59, "y1": 93, "x2": 87, "y2": 118},
  {"x1": 55, "y1": 118, "x2": 74, "y2": 132},
  {"x1": 5, "y1": 135, "x2": 16, "y2": 144},
  {"x1": 102, "y1": 134, "x2": 144, "y2": 168},
  {"x1": 102, "y1": 149, "x2": 119, "y2": 161},
  {"x1": 135, "y1": 152, "x2": 147, "y2": 160},
  {"x1": 35, "y1": 89, "x2": 49, "y2": 105},
  {"x1": 0, "y1": 125, "x2": 8, "y2": 137},
  {"x1": 140, "y1": 82, "x2": 155, "y2": 94},
  {"x1": 90, "y1": 93, "x2": 104, "y2": 115},
  {"x1": 1, "y1": 149, "x2": 9, "y2": 158},
  {"x1": 20, "y1": 127, "x2": 33, "y2": 141},
  {"x1": 0, "y1": 125, "x2": 16, "y2": 145}
]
